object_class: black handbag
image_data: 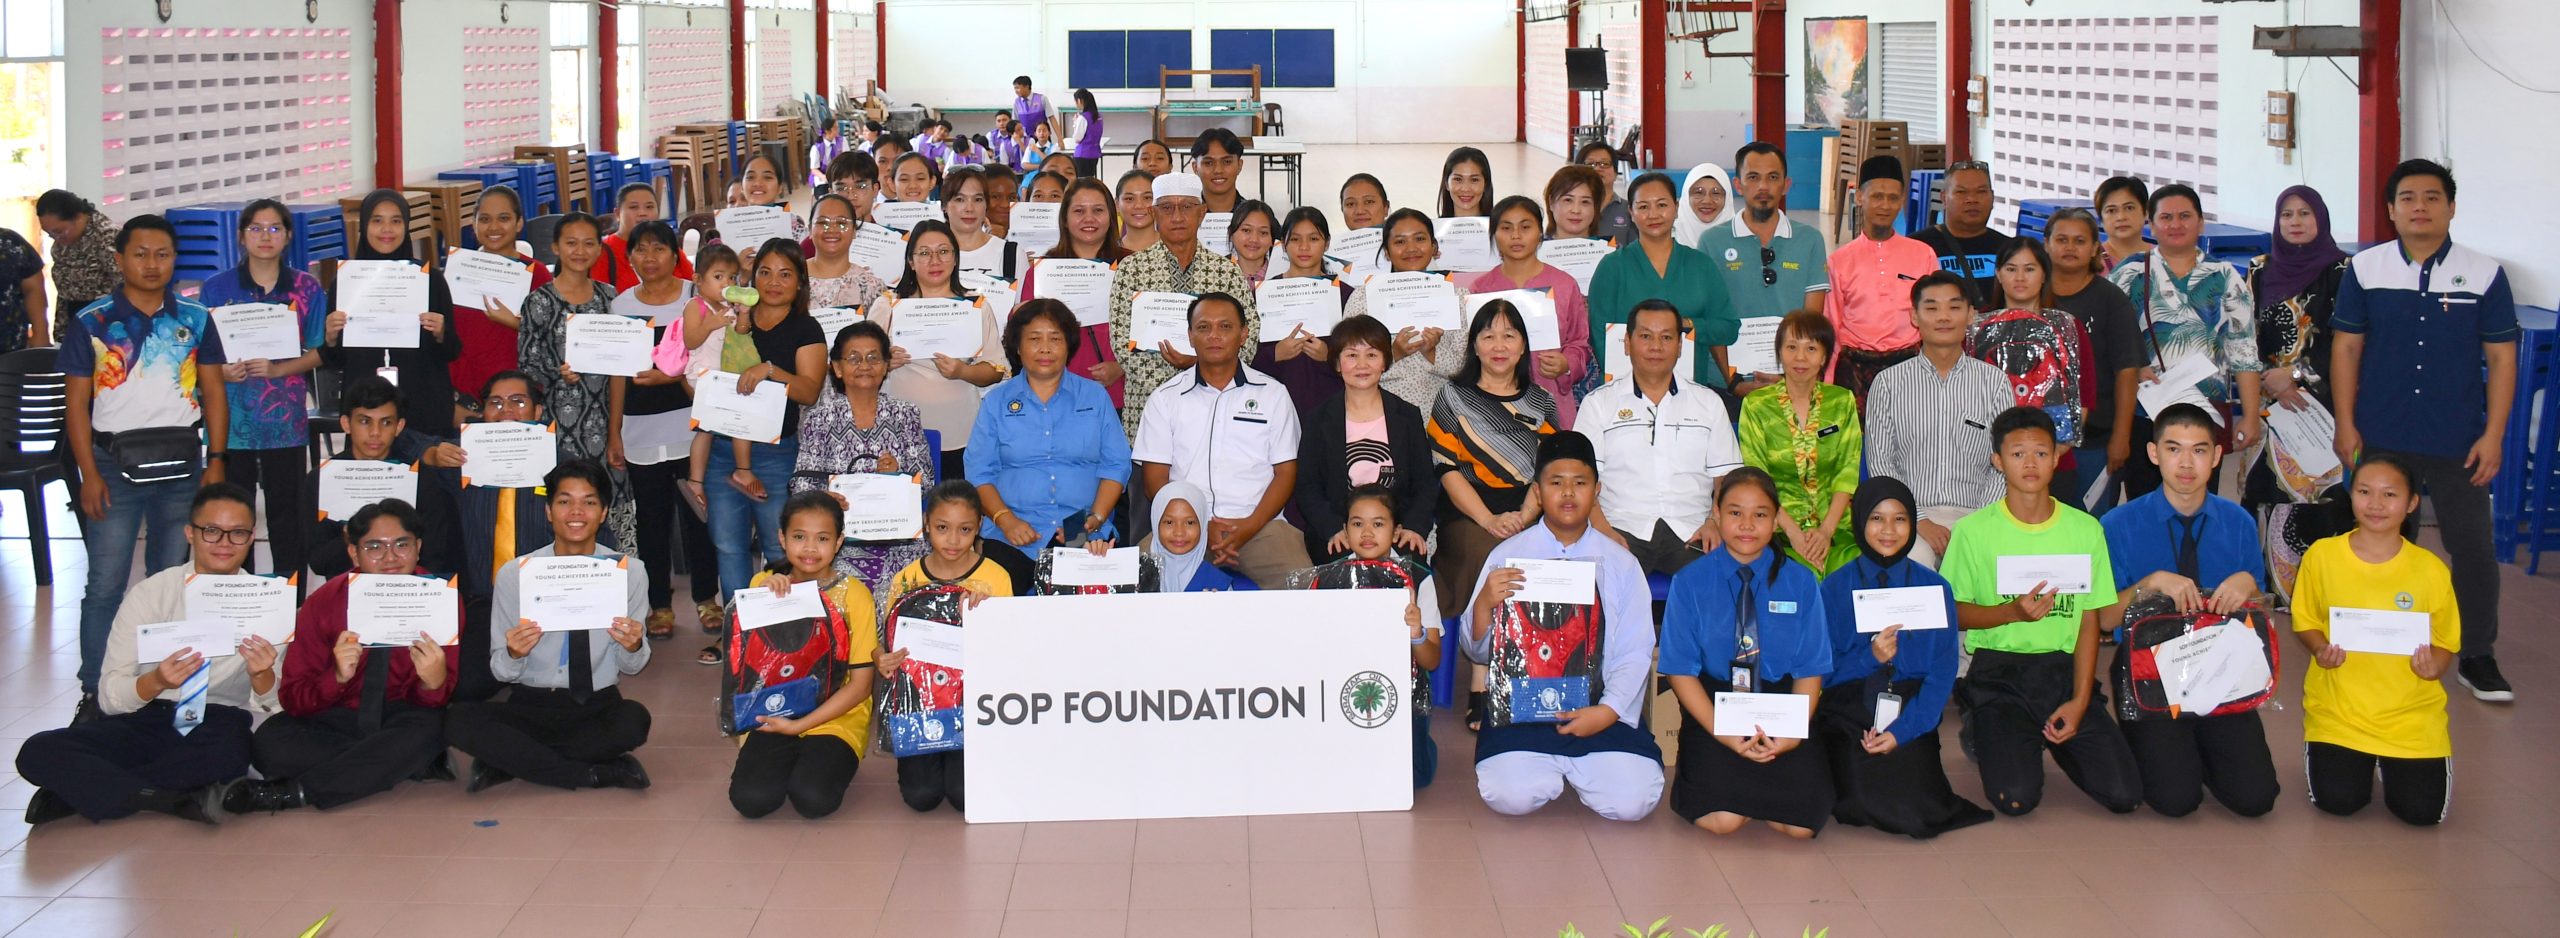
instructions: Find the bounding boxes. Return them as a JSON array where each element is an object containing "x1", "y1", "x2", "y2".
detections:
[{"x1": 104, "y1": 426, "x2": 204, "y2": 484}]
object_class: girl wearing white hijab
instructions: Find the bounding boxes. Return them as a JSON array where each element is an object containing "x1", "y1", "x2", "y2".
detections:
[
  {"x1": 1673, "y1": 163, "x2": 1737, "y2": 251},
  {"x1": 1149, "y1": 481, "x2": 1261, "y2": 593}
]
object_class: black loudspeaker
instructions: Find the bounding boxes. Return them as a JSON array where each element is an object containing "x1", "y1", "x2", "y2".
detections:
[{"x1": 1566, "y1": 48, "x2": 1608, "y2": 91}]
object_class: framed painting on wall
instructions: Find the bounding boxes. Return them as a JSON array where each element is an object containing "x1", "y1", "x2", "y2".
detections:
[{"x1": 1804, "y1": 16, "x2": 1870, "y2": 128}]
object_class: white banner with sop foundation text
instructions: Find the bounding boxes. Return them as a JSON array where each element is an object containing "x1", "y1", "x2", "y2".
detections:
[{"x1": 965, "y1": 590, "x2": 1413, "y2": 823}]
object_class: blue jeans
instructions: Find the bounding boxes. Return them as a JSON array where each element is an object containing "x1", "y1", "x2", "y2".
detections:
[
  {"x1": 79, "y1": 448, "x2": 199, "y2": 691},
  {"x1": 706, "y1": 437, "x2": 799, "y2": 601}
]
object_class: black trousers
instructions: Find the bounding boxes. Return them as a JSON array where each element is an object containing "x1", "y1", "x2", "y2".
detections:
[
  {"x1": 2120, "y1": 710, "x2": 2280, "y2": 818},
  {"x1": 627, "y1": 456, "x2": 719, "y2": 610},
  {"x1": 445, "y1": 687, "x2": 651, "y2": 789},
  {"x1": 1613, "y1": 521, "x2": 1705, "y2": 576},
  {"x1": 730, "y1": 732, "x2": 862, "y2": 818},
  {"x1": 2374, "y1": 448, "x2": 2501, "y2": 657},
  {"x1": 453, "y1": 594, "x2": 500, "y2": 704},
  {"x1": 898, "y1": 750, "x2": 966, "y2": 812},
  {"x1": 15, "y1": 702, "x2": 253, "y2": 820},
  {"x1": 1071, "y1": 157, "x2": 1099, "y2": 178},
  {"x1": 936, "y1": 448, "x2": 968, "y2": 488},
  {"x1": 252, "y1": 705, "x2": 447, "y2": 809},
  {"x1": 1960, "y1": 650, "x2": 2143, "y2": 816},
  {"x1": 225, "y1": 447, "x2": 308, "y2": 578},
  {"x1": 2306, "y1": 741, "x2": 2450, "y2": 826}
]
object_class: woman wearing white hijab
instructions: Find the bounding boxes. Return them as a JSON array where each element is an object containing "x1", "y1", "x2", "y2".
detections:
[
  {"x1": 1673, "y1": 163, "x2": 1736, "y2": 251},
  {"x1": 1148, "y1": 481, "x2": 1261, "y2": 593}
]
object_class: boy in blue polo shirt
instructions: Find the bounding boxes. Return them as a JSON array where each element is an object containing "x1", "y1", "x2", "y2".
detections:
[{"x1": 2101, "y1": 403, "x2": 2278, "y2": 817}]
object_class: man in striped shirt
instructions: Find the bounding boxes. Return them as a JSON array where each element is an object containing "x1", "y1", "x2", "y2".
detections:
[{"x1": 1865, "y1": 271, "x2": 2012, "y2": 568}]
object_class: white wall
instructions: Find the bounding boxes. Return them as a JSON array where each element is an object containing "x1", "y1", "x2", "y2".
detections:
[
  {"x1": 878, "y1": 0, "x2": 1516, "y2": 145},
  {"x1": 2407, "y1": 0, "x2": 2560, "y2": 304},
  {"x1": 403, "y1": 0, "x2": 546, "y2": 175}
]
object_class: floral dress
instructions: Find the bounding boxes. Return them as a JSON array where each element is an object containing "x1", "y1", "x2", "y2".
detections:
[
  {"x1": 810, "y1": 264, "x2": 888, "y2": 312},
  {"x1": 48, "y1": 212, "x2": 120, "y2": 341},
  {"x1": 519, "y1": 280, "x2": 638, "y2": 551},
  {"x1": 1738, "y1": 381, "x2": 1864, "y2": 572},
  {"x1": 788, "y1": 387, "x2": 935, "y2": 591}
]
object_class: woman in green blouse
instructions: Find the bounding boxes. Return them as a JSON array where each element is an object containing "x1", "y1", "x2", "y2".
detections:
[
  {"x1": 1583, "y1": 171, "x2": 1736, "y2": 397},
  {"x1": 1738, "y1": 310, "x2": 1861, "y2": 573}
]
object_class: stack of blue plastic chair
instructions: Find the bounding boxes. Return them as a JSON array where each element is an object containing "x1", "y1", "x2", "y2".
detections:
[
  {"x1": 2013, "y1": 198, "x2": 2076, "y2": 240},
  {"x1": 727, "y1": 121, "x2": 752, "y2": 175},
  {"x1": 167, "y1": 202, "x2": 247, "y2": 284},
  {"x1": 2199, "y1": 223, "x2": 2273, "y2": 269},
  {"x1": 2495, "y1": 306, "x2": 2560, "y2": 569},
  {"x1": 629, "y1": 157, "x2": 675, "y2": 219},
  {"x1": 1902, "y1": 168, "x2": 1946, "y2": 235},
  {"x1": 587, "y1": 152, "x2": 622, "y2": 207},
  {"x1": 284, "y1": 203, "x2": 346, "y2": 269}
]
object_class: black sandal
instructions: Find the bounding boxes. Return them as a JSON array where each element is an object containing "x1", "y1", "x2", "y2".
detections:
[
  {"x1": 696, "y1": 643, "x2": 724, "y2": 666},
  {"x1": 1466, "y1": 691, "x2": 1488, "y2": 733}
]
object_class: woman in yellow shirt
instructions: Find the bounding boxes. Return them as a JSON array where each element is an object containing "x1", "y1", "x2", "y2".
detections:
[
  {"x1": 2290, "y1": 454, "x2": 2460, "y2": 826},
  {"x1": 721, "y1": 492, "x2": 880, "y2": 819}
]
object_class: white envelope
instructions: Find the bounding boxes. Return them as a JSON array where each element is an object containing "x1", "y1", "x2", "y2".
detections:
[
  {"x1": 2151, "y1": 623, "x2": 2271, "y2": 713},
  {"x1": 2327, "y1": 607, "x2": 2433, "y2": 656},
  {"x1": 733, "y1": 578, "x2": 828, "y2": 631},
  {"x1": 1128, "y1": 291, "x2": 1195, "y2": 356},
  {"x1": 209, "y1": 303, "x2": 304, "y2": 363},
  {"x1": 1050, "y1": 547, "x2": 1142, "y2": 587},
  {"x1": 1851, "y1": 585, "x2": 1949, "y2": 633},
  {"x1": 1470, "y1": 288, "x2": 1559, "y2": 351},
  {"x1": 894, "y1": 617, "x2": 965, "y2": 669},
  {"x1": 1712, "y1": 691, "x2": 1812, "y2": 739},
  {"x1": 2137, "y1": 353, "x2": 2219, "y2": 421},
  {"x1": 1995, "y1": 554, "x2": 2094, "y2": 595},
  {"x1": 1506, "y1": 557, "x2": 1596, "y2": 605},
  {"x1": 137, "y1": 619, "x2": 234, "y2": 664},
  {"x1": 563, "y1": 313, "x2": 655, "y2": 377}
]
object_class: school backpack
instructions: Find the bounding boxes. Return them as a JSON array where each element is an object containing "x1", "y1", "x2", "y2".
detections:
[
  {"x1": 1482, "y1": 571, "x2": 1604, "y2": 729},
  {"x1": 2259, "y1": 497, "x2": 2352, "y2": 607},
  {"x1": 1966, "y1": 308, "x2": 2087, "y2": 446},
  {"x1": 878, "y1": 581, "x2": 971, "y2": 756},
  {"x1": 717, "y1": 581, "x2": 848, "y2": 736},
  {"x1": 2109, "y1": 593, "x2": 2280, "y2": 723},
  {"x1": 1293, "y1": 553, "x2": 1435, "y2": 717}
]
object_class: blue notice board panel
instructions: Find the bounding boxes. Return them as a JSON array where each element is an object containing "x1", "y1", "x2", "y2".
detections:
[
  {"x1": 1210, "y1": 30, "x2": 1273, "y2": 89},
  {"x1": 1069, "y1": 29, "x2": 1194, "y2": 89},
  {"x1": 1128, "y1": 29, "x2": 1193, "y2": 89},
  {"x1": 1273, "y1": 29, "x2": 1335, "y2": 87}
]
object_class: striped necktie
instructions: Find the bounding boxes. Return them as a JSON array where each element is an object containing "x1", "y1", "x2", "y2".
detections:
[{"x1": 173, "y1": 662, "x2": 208, "y2": 736}]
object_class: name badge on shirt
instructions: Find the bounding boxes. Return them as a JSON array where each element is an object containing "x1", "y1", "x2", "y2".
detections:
[
  {"x1": 1817, "y1": 424, "x2": 1842, "y2": 437},
  {"x1": 377, "y1": 366, "x2": 399, "y2": 386},
  {"x1": 1767, "y1": 600, "x2": 1798, "y2": 615}
]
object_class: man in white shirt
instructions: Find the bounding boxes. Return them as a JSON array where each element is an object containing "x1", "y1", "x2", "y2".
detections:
[
  {"x1": 1577, "y1": 300, "x2": 1744, "y2": 574},
  {"x1": 1865, "y1": 271, "x2": 2012, "y2": 568},
  {"x1": 1133, "y1": 292, "x2": 1312, "y2": 587}
]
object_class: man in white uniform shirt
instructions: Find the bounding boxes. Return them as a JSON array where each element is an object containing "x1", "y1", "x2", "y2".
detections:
[
  {"x1": 1133, "y1": 292, "x2": 1311, "y2": 587},
  {"x1": 1577, "y1": 300, "x2": 1744, "y2": 574}
]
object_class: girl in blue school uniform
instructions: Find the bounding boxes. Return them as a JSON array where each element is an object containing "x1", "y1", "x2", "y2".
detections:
[
  {"x1": 1816, "y1": 477, "x2": 1994, "y2": 838},
  {"x1": 1660, "y1": 467, "x2": 1835, "y2": 838},
  {"x1": 1146, "y1": 481, "x2": 1260, "y2": 593}
]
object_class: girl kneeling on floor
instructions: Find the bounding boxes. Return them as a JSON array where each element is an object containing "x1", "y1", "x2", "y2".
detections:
[{"x1": 722, "y1": 491, "x2": 879, "y2": 819}]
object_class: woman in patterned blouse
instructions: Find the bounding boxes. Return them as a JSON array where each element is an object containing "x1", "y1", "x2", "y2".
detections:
[
  {"x1": 0, "y1": 227, "x2": 43, "y2": 353},
  {"x1": 805, "y1": 194, "x2": 890, "y2": 312},
  {"x1": 1738, "y1": 309, "x2": 1863, "y2": 572},
  {"x1": 788, "y1": 319, "x2": 932, "y2": 590},
  {"x1": 34, "y1": 190, "x2": 117, "y2": 341},
  {"x1": 516, "y1": 213, "x2": 637, "y2": 552}
]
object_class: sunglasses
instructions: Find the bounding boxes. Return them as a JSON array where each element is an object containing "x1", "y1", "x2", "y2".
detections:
[{"x1": 1759, "y1": 247, "x2": 1779, "y2": 287}]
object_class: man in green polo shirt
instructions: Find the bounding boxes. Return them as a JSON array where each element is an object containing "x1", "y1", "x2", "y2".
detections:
[
  {"x1": 1699, "y1": 142, "x2": 1827, "y2": 396},
  {"x1": 1939, "y1": 405, "x2": 2141, "y2": 817}
]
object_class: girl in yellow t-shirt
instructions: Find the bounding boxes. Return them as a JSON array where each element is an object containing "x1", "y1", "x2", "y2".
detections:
[
  {"x1": 722, "y1": 491, "x2": 881, "y2": 819},
  {"x1": 878, "y1": 481, "x2": 1019, "y2": 813},
  {"x1": 2290, "y1": 454, "x2": 2460, "y2": 826}
]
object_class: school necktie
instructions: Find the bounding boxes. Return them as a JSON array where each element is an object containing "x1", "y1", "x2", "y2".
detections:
[
  {"x1": 492, "y1": 491, "x2": 518, "y2": 583},
  {"x1": 173, "y1": 661, "x2": 207, "y2": 736},
  {"x1": 2172, "y1": 513, "x2": 2204, "y2": 583},
  {"x1": 567, "y1": 630, "x2": 595, "y2": 704},
  {"x1": 358, "y1": 647, "x2": 391, "y2": 735},
  {"x1": 1731, "y1": 567, "x2": 1762, "y2": 693}
]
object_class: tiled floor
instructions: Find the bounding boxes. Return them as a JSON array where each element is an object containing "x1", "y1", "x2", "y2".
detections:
[{"x1": 3, "y1": 143, "x2": 2557, "y2": 937}]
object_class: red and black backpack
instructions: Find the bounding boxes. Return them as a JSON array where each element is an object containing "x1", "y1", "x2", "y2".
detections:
[
  {"x1": 718, "y1": 580, "x2": 849, "y2": 735},
  {"x1": 2110, "y1": 593, "x2": 2281, "y2": 722},
  {"x1": 878, "y1": 581, "x2": 972, "y2": 756}
]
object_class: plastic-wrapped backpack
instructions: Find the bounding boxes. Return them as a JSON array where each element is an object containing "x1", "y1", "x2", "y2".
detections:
[
  {"x1": 877, "y1": 582, "x2": 971, "y2": 756},
  {"x1": 1287, "y1": 553, "x2": 1434, "y2": 716},
  {"x1": 1966, "y1": 307, "x2": 2087, "y2": 446},
  {"x1": 2109, "y1": 592, "x2": 2281, "y2": 723},
  {"x1": 716, "y1": 579, "x2": 850, "y2": 735},
  {"x1": 1480, "y1": 572, "x2": 1606, "y2": 728},
  {"x1": 1030, "y1": 548, "x2": 1161, "y2": 595}
]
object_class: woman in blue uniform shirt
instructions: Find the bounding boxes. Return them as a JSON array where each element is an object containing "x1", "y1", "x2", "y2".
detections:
[{"x1": 1816, "y1": 476, "x2": 1994, "y2": 838}]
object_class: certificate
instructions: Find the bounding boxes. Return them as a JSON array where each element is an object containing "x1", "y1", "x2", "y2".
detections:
[
  {"x1": 733, "y1": 578, "x2": 826, "y2": 631},
  {"x1": 314, "y1": 459, "x2": 418, "y2": 519},
  {"x1": 1330, "y1": 227, "x2": 1385, "y2": 279},
  {"x1": 1007, "y1": 203, "x2": 1061, "y2": 254},
  {"x1": 873, "y1": 200, "x2": 945, "y2": 232},
  {"x1": 2151, "y1": 623, "x2": 2271, "y2": 713},
  {"x1": 137, "y1": 619, "x2": 234, "y2": 663},
  {"x1": 337, "y1": 260, "x2": 427, "y2": 348},
  {"x1": 1128, "y1": 291, "x2": 1195, "y2": 356},
  {"x1": 1850, "y1": 585, "x2": 1950, "y2": 633},
  {"x1": 1994, "y1": 554, "x2": 2094, "y2": 595},
  {"x1": 849, "y1": 224, "x2": 908, "y2": 283},
  {"x1": 893, "y1": 617, "x2": 965, "y2": 669},
  {"x1": 442, "y1": 249, "x2": 535, "y2": 313},
  {"x1": 714, "y1": 205, "x2": 797, "y2": 246},
  {"x1": 889, "y1": 297, "x2": 987, "y2": 360},
  {"x1": 348, "y1": 574, "x2": 460, "y2": 646},
  {"x1": 832, "y1": 472, "x2": 923, "y2": 541},
  {"x1": 459, "y1": 422, "x2": 558, "y2": 489},
  {"x1": 1031, "y1": 258, "x2": 1114, "y2": 327},
  {"x1": 1600, "y1": 323, "x2": 1696, "y2": 382},
  {"x1": 956, "y1": 271, "x2": 1017, "y2": 321},
  {"x1": 2136, "y1": 353, "x2": 2219, "y2": 420},
  {"x1": 1431, "y1": 216, "x2": 1496, "y2": 272},
  {"x1": 1505, "y1": 557, "x2": 1596, "y2": 605},
  {"x1": 563, "y1": 313, "x2": 655, "y2": 377},
  {"x1": 691, "y1": 370, "x2": 789, "y2": 444},
  {"x1": 809, "y1": 306, "x2": 864, "y2": 344},
  {"x1": 1537, "y1": 237, "x2": 1612, "y2": 293},
  {"x1": 2327, "y1": 607, "x2": 2434, "y2": 656},
  {"x1": 1364, "y1": 271, "x2": 1462, "y2": 334},
  {"x1": 184, "y1": 573, "x2": 297, "y2": 646},
  {"x1": 1050, "y1": 547, "x2": 1142, "y2": 587},
  {"x1": 1470, "y1": 288, "x2": 1559, "y2": 351},
  {"x1": 1199, "y1": 212, "x2": 1233, "y2": 257},
  {"x1": 208, "y1": 303, "x2": 304, "y2": 362},
  {"x1": 1256, "y1": 277, "x2": 1343, "y2": 341},
  {"x1": 1727, "y1": 316, "x2": 1784, "y2": 376},
  {"x1": 1713, "y1": 691, "x2": 1813, "y2": 739},
  {"x1": 518, "y1": 556, "x2": 627, "y2": 631}
]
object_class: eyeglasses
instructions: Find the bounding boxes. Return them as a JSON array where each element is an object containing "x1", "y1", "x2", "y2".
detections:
[
  {"x1": 812, "y1": 218, "x2": 857, "y2": 232},
  {"x1": 1759, "y1": 246, "x2": 1779, "y2": 287},
  {"x1": 912, "y1": 248, "x2": 956, "y2": 262},
  {"x1": 242, "y1": 225, "x2": 287, "y2": 237},
  {"x1": 485, "y1": 394, "x2": 533, "y2": 410},
  {"x1": 358, "y1": 537, "x2": 419, "y2": 556},
  {"x1": 192, "y1": 524, "x2": 254, "y2": 545},
  {"x1": 839, "y1": 352, "x2": 886, "y2": 365},
  {"x1": 844, "y1": 180, "x2": 878, "y2": 191}
]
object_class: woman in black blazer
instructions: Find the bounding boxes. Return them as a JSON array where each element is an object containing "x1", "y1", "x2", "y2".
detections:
[{"x1": 1297, "y1": 315, "x2": 1439, "y2": 560}]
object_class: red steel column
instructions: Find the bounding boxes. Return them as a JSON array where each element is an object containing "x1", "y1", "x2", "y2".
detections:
[
  {"x1": 2358, "y1": 0, "x2": 2402, "y2": 243},
  {"x1": 597, "y1": 0, "x2": 619, "y2": 152},
  {"x1": 1753, "y1": 0, "x2": 1786, "y2": 144},
  {"x1": 1566, "y1": 3, "x2": 1581, "y2": 139},
  {"x1": 875, "y1": 2, "x2": 888, "y2": 89},
  {"x1": 815, "y1": 0, "x2": 831, "y2": 100},
  {"x1": 729, "y1": 0, "x2": 748, "y2": 120},
  {"x1": 1639, "y1": 0, "x2": 1666, "y2": 165},
  {"x1": 1516, "y1": 9, "x2": 1528, "y2": 142},
  {"x1": 373, "y1": 0, "x2": 403, "y2": 186},
  {"x1": 1946, "y1": 0, "x2": 1973, "y2": 160}
]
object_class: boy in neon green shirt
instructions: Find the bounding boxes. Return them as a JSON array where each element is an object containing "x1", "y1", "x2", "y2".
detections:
[{"x1": 1939, "y1": 406, "x2": 2141, "y2": 816}]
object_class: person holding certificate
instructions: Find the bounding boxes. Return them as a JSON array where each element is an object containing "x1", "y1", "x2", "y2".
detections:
[
  {"x1": 18, "y1": 485, "x2": 277, "y2": 825},
  {"x1": 324, "y1": 189, "x2": 462, "y2": 437},
  {"x1": 304, "y1": 376, "x2": 467, "y2": 584},
  {"x1": 1107, "y1": 173, "x2": 1259, "y2": 445},
  {"x1": 1703, "y1": 143, "x2": 1830, "y2": 398},
  {"x1": 1345, "y1": 209, "x2": 1469, "y2": 411},
  {"x1": 201, "y1": 199, "x2": 328, "y2": 578},
  {"x1": 606, "y1": 221, "x2": 720, "y2": 641},
  {"x1": 942, "y1": 168, "x2": 1023, "y2": 280},
  {"x1": 2101, "y1": 404, "x2": 2280, "y2": 818},
  {"x1": 444, "y1": 184, "x2": 549, "y2": 401},
  {"x1": 2107, "y1": 184, "x2": 2265, "y2": 479},
  {"x1": 703, "y1": 240, "x2": 830, "y2": 611},
  {"x1": 720, "y1": 493, "x2": 882, "y2": 819},
  {"x1": 805, "y1": 194, "x2": 890, "y2": 314},
  {"x1": 1436, "y1": 147, "x2": 1495, "y2": 219},
  {"x1": 785, "y1": 319, "x2": 933, "y2": 594},
  {"x1": 516, "y1": 213, "x2": 637, "y2": 552},
  {"x1": 727, "y1": 153, "x2": 809, "y2": 246},
  {"x1": 867, "y1": 220, "x2": 1008, "y2": 484},
  {"x1": 1465, "y1": 196, "x2": 1592, "y2": 427},
  {"x1": 1113, "y1": 170, "x2": 1159, "y2": 254},
  {"x1": 446, "y1": 460, "x2": 655, "y2": 792},
  {"x1": 452, "y1": 372, "x2": 565, "y2": 699},
  {"x1": 226, "y1": 498, "x2": 460, "y2": 814},
  {"x1": 1578, "y1": 301, "x2": 1745, "y2": 575},
  {"x1": 1586, "y1": 172, "x2": 1734, "y2": 395},
  {"x1": 1816, "y1": 477, "x2": 1993, "y2": 839},
  {"x1": 2290, "y1": 455, "x2": 2461, "y2": 825},
  {"x1": 1296, "y1": 315, "x2": 1437, "y2": 562},
  {"x1": 1427, "y1": 298, "x2": 1557, "y2": 729},
  {"x1": 1252, "y1": 206, "x2": 1349, "y2": 424},
  {"x1": 1661, "y1": 467, "x2": 1834, "y2": 838},
  {"x1": 1940, "y1": 406, "x2": 2142, "y2": 816},
  {"x1": 2241, "y1": 185, "x2": 2350, "y2": 516},
  {"x1": 966, "y1": 300, "x2": 1130, "y2": 549},
  {"x1": 1736, "y1": 310, "x2": 1863, "y2": 573},
  {"x1": 1132, "y1": 294, "x2": 1310, "y2": 588},
  {"x1": 1020, "y1": 177, "x2": 1130, "y2": 405}
]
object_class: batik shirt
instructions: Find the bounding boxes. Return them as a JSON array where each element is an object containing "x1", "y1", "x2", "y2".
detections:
[
  {"x1": 2110, "y1": 253, "x2": 2261, "y2": 410},
  {"x1": 199, "y1": 264, "x2": 328, "y2": 450},
  {"x1": 58, "y1": 290, "x2": 226, "y2": 434},
  {"x1": 1106, "y1": 240, "x2": 1260, "y2": 443}
]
